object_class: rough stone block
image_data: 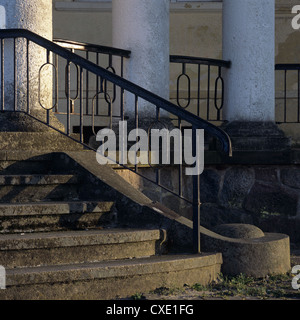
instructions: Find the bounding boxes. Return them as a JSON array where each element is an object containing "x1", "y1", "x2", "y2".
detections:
[
  {"x1": 281, "y1": 167, "x2": 300, "y2": 189},
  {"x1": 220, "y1": 167, "x2": 255, "y2": 208},
  {"x1": 244, "y1": 181, "x2": 299, "y2": 216},
  {"x1": 200, "y1": 168, "x2": 221, "y2": 203}
]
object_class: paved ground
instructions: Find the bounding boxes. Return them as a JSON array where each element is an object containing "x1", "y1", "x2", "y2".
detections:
[{"x1": 128, "y1": 249, "x2": 300, "y2": 301}]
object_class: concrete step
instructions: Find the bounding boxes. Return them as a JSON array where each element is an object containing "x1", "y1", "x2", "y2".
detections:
[
  {"x1": 0, "y1": 132, "x2": 84, "y2": 152},
  {"x1": 0, "y1": 174, "x2": 111, "y2": 203},
  {"x1": 0, "y1": 151, "x2": 76, "y2": 175},
  {"x1": 0, "y1": 174, "x2": 82, "y2": 203},
  {"x1": 0, "y1": 253, "x2": 222, "y2": 300},
  {"x1": 0, "y1": 201, "x2": 115, "y2": 233},
  {"x1": 0, "y1": 174, "x2": 78, "y2": 186},
  {"x1": 0, "y1": 229, "x2": 162, "y2": 268},
  {"x1": 0, "y1": 157, "x2": 54, "y2": 175}
]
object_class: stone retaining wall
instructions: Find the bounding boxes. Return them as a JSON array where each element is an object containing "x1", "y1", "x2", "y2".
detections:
[{"x1": 115, "y1": 150, "x2": 300, "y2": 244}]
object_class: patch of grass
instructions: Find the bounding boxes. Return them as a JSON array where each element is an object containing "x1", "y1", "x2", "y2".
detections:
[
  {"x1": 136, "y1": 267, "x2": 300, "y2": 300},
  {"x1": 191, "y1": 283, "x2": 208, "y2": 292},
  {"x1": 188, "y1": 272, "x2": 300, "y2": 299},
  {"x1": 212, "y1": 273, "x2": 256, "y2": 295},
  {"x1": 131, "y1": 292, "x2": 146, "y2": 300}
]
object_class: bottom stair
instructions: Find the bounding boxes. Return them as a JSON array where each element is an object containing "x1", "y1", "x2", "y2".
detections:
[{"x1": 0, "y1": 251, "x2": 222, "y2": 300}]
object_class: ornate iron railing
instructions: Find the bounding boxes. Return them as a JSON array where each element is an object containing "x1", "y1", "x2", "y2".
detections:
[
  {"x1": 0, "y1": 29, "x2": 232, "y2": 253},
  {"x1": 55, "y1": 39, "x2": 300, "y2": 125},
  {"x1": 170, "y1": 59, "x2": 300, "y2": 125},
  {"x1": 51, "y1": 38, "x2": 131, "y2": 138},
  {"x1": 275, "y1": 64, "x2": 300, "y2": 124},
  {"x1": 170, "y1": 55, "x2": 231, "y2": 122}
]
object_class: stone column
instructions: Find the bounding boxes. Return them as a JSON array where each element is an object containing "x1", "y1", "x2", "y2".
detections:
[
  {"x1": 0, "y1": 0, "x2": 63, "y2": 131},
  {"x1": 112, "y1": 0, "x2": 170, "y2": 121},
  {"x1": 223, "y1": 0, "x2": 275, "y2": 122},
  {"x1": 222, "y1": 0, "x2": 289, "y2": 150}
]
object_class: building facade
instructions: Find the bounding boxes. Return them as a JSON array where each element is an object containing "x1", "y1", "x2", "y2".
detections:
[{"x1": 52, "y1": 0, "x2": 300, "y2": 143}]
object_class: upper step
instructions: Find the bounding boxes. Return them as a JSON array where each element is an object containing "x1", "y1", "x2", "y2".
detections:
[
  {"x1": 0, "y1": 174, "x2": 78, "y2": 185},
  {"x1": 0, "y1": 132, "x2": 84, "y2": 151},
  {"x1": 0, "y1": 201, "x2": 115, "y2": 233},
  {"x1": 0, "y1": 174, "x2": 82, "y2": 203},
  {"x1": 0, "y1": 229, "x2": 162, "y2": 268}
]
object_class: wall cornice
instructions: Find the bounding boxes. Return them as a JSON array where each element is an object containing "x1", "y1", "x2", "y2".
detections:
[{"x1": 54, "y1": 1, "x2": 299, "y2": 15}]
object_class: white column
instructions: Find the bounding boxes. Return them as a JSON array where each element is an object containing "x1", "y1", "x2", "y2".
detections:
[
  {"x1": 0, "y1": 0, "x2": 53, "y2": 111},
  {"x1": 222, "y1": 0, "x2": 275, "y2": 122},
  {"x1": 112, "y1": 0, "x2": 169, "y2": 119}
]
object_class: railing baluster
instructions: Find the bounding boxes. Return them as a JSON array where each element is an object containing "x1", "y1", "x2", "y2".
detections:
[
  {"x1": 55, "y1": 54, "x2": 58, "y2": 113},
  {"x1": 284, "y1": 69, "x2": 287, "y2": 123},
  {"x1": 46, "y1": 50, "x2": 50, "y2": 125},
  {"x1": 1, "y1": 38, "x2": 4, "y2": 111},
  {"x1": 80, "y1": 66, "x2": 83, "y2": 143},
  {"x1": 135, "y1": 94, "x2": 138, "y2": 173},
  {"x1": 66, "y1": 60, "x2": 71, "y2": 135},
  {"x1": 96, "y1": 53, "x2": 99, "y2": 115},
  {"x1": 214, "y1": 66, "x2": 224, "y2": 121},
  {"x1": 155, "y1": 106, "x2": 161, "y2": 186},
  {"x1": 176, "y1": 63, "x2": 191, "y2": 109},
  {"x1": 120, "y1": 57, "x2": 124, "y2": 120},
  {"x1": 26, "y1": 39, "x2": 30, "y2": 114},
  {"x1": 192, "y1": 125, "x2": 200, "y2": 254},
  {"x1": 207, "y1": 64, "x2": 210, "y2": 121},
  {"x1": 14, "y1": 38, "x2": 17, "y2": 111},
  {"x1": 86, "y1": 51, "x2": 89, "y2": 115},
  {"x1": 178, "y1": 118, "x2": 183, "y2": 198},
  {"x1": 298, "y1": 69, "x2": 300, "y2": 123},
  {"x1": 197, "y1": 64, "x2": 201, "y2": 117}
]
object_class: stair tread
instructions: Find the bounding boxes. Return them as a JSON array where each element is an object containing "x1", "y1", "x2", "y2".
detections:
[
  {"x1": 0, "y1": 200, "x2": 114, "y2": 216},
  {"x1": 0, "y1": 174, "x2": 77, "y2": 185},
  {"x1": 0, "y1": 174, "x2": 73, "y2": 177},
  {"x1": 0, "y1": 228, "x2": 161, "y2": 250},
  {"x1": 0, "y1": 132, "x2": 84, "y2": 152},
  {"x1": 0, "y1": 200, "x2": 113, "y2": 205},
  {"x1": 6, "y1": 253, "x2": 221, "y2": 285}
]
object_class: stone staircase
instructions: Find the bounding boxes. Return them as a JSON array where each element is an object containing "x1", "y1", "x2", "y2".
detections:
[{"x1": 0, "y1": 120, "x2": 222, "y2": 300}]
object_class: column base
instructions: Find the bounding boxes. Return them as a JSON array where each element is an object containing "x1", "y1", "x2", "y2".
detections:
[{"x1": 221, "y1": 121, "x2": 291, "y2": 151}]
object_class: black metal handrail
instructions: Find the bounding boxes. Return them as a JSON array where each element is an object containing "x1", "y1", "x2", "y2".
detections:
[
  {"x1": 276, "y1": 64, "x2": 300, "y2": 70},
  {"x1": 170, "y1": 55, "x2": 231, "y2": 68},
  {"x1": 53, "y1": 38, "x2": 131, "y2": 58},
  {"x1": 170, "y1": 55, "x2": 231, "y2": 122},
  {"x1": 0, "y1": 29, "x2": 232, "y2": 253},
  {"x1": 275, "y1": 63, "x2": 300, "y2": 124}
]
